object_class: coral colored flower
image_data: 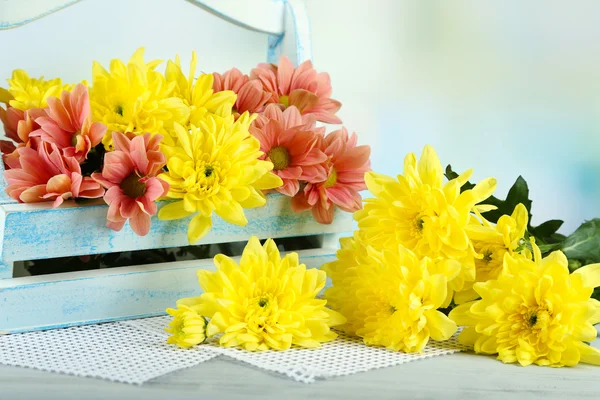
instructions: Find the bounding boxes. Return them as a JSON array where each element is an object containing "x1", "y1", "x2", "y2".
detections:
[
  {"x1": 292, "y1": 127, "x2": 371, "y2": 224},
  {"x1": 2, "y1": 69, "x2": 71, "y2": 111},
  {"x1": 249, "y1": 105, "x2": 327, "y2": 196},
  {"x1": 165, "y1": 52, "x2": 236, "y2": 129},
  {"x1": 252, "y1": 102, "x2": 325, "y2": 133},
  {"x1": 0, "y1": 106, "x2": 44, "y2": 169},
  {"x1": 91, "y1": 48, "x2": 189, "y2": 149},
  {"x1": 456, "y1": 203, "x2": 529, "y2": 301},
  {"x1": 4, "y1": 144, "x2": 104, "y2": 207},
  {"x1": 213, "y1": 68, "x2": 271, "y2": 118},
  {"x1": 354, "y1": 145, "x2": 497, "y2": 305},
  {"x1": 323, "y1": 237, "x2": 460, "y2": 352},
  {"x1": 450, "y1": 243, "x2": 600, "y2": 367},
  {"x1": 165, "y1": 305, "x2": 208, "y2": 349},
  {"x1": 92, "y1": 132, "x2": 169, "y2": 236},
  {"x1": 33, "y1": 84, "x2": 106, "y2": 163},
  {"x1": 177, "y1": 236, "x2": 346, "y2": 351},
  {"x1": 157, "y1": 114, "x2": 282, "y2": 244},
  {"x1": 251, "y1": 56, "x2": 342, "y2": 123}
]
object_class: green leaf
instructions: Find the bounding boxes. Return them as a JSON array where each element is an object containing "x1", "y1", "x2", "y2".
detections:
[
  {"x1": 560, "y1": 219, "x2": 600, "y2": 262},
  {"x1": 529, "y1": 219, "x2": 565, "y2": 245},
  {"x1": 482, "y1": 176, "x2": 532, "y2": 224},
  {"x1": 538, "y1": 243, "x2": 562, "y2": 255}
]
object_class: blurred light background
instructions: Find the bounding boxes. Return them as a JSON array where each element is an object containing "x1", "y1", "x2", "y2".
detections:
[{"x1": 1, "y1": 0, "x2": 598, "y2": 232}]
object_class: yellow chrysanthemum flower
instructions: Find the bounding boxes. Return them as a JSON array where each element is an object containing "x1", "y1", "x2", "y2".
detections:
[
  {"x1": 165, "y1": 305, "x2": 208, "y2": 349},
  {"x1": 450, "y1": 243, "x2": 600, "y2": 367},
  {"x1": 157, "y1": 114, "x2": 282, "y2": 244},
  {"x1": 323, "y1": 237, "x2": 461, "y2": 352},
  {"x1": 2, "y1": 69, "x2": 71, "y2": 110},
  {"x1": 165, "y1": 52, "x2": 237, "y2": 128},
  {"x1": 178, "y1": 236, "x2": 346, "y2": 351},
  {"x1": 90, "y1": 47, "x2": 189, "y2": 149},
  {"x1": 455, "y1": 203, "x2": 529, "y2": 302},
  {"x1": 355, "y1": 145, "x2": 497, "y2": 304}
]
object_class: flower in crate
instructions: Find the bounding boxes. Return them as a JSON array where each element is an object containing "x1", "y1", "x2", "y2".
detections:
[
  {"x1": 176, "y1": 236, "x2": 346, "y2": 351},
  {"x1": 32, "y1": 83, "x2": 106, "y2": 163},
  {"x1": 251, "y1": 56, "x2": 342, "y2": 123},
  {"x1": 165, "y1": 52, "x2": 236, "y2": 128},
  {"x1": 291, "y1": 127, "x2": 371, "y2": 224},
  {"x1": 213, "y1": 68, "x2": 271, "y2": 118},
  {"x1": 91, "y1": 48, "x2": 189, "y2": 149},
  {"x1": 157, "y1": 114, "x2": 282, "y2": 244},
  {"x1": 249, "y1": 104, "x2": 328, "y2": 196},
  {"x1": 1, "y1": 69, "x2": 71, "y2": 111},
  {"x1": 0, "y1": 106, "x2": 44, "y2": 168},
  {"x1": 4, "y1": 144, "x2": 104, "y2": 206},
  {"x1": 354, "y1": 145, "x2": 497, "y2": 304},
  {"x1": 165, "y1": 305, "x2": 208, "y2": 349},
  {"x1": 456, "y1": 203, "x2": 529, "y2": 302},
  {"x1": 450, "y1": 243, "x2": 600, "y2": 367},
  {"x1": 92, "y1": 132, "x2": 169, "y2": 236},
  {"x1": 323, "y1": 237, "x2": 460, "y2": 352}
]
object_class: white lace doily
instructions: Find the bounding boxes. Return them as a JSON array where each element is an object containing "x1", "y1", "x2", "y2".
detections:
[{"x1": 0, "y1": 316, "x2": 469, "y2": 384}]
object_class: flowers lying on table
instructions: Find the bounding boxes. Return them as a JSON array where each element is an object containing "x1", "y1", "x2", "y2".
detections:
[
  {"x1": 321, "y1": 144, "x2": 600, "y2": 367},
  {"x1": 167, "y1": 236, "x2": 345, "y2": 351},
  {"x1": 0, "y1": 48, "x2": 371, "y2": 243}
]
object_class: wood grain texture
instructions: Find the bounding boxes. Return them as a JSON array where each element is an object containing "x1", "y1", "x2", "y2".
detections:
[
  {"x1": 0, "y1": 193, "x2": 352, "y2": 276},
  {"x1": 0, "y1": 338, "x2": 598, "y2": 400}
]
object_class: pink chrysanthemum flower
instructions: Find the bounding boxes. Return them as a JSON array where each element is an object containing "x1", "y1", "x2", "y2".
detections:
[
  {"x1": 0, "y1": 106, "x2": 44, "y2": 169},
  {"x1": 33, "y1": 83, "x2": 106, "y2": 163},
  {"x1": 292, "y1": 127, "x2": 371, "y2": 224},
  {"x1": 213, "y1": 68, "x2": 271, "y2": 118},
  {"x1": 251, "y1": 56, "x2": 342, "y2": 124},
  {"x1": 4, "y1": 143, "x2": 104, "y2": 207},
  {"x1": 92, "y1": 132, "x2": 169, "y2": 236},
  {"x1": 250, "y1": 105, "x2": 328, "y2": 196},
  {"x1": 252, "y1": 103, "x2": 325, "y2": 134}
]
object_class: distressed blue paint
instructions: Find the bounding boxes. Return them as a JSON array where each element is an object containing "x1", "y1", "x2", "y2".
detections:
[
  {"x1": 0, "y1": 193, "x2": 352, "y2": 268},
  {"x1": 267, "y1": 34, "x2": 284, "y2": 63},
  {"x1": 286, "y1": 0, "x2": 312, "y2": 63},
  {"x1": 0, "y1": 249, "x2": 337, "y2": 334}
]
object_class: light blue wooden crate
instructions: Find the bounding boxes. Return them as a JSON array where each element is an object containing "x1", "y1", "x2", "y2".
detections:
[{"x1": 0, "y1": 0, "x2": 349, "y2": 334}]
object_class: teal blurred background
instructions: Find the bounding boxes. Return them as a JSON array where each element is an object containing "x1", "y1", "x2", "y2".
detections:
[{"x1": 1, "y1": 0, "x2": 598, "y2": 233}]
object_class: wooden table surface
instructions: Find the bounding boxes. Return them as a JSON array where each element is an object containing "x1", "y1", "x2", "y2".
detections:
[{"x1": 1, "y1": 336, "x2": 599, "y2": 400}]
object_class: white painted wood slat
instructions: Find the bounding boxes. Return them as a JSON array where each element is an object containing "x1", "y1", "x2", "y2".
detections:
[{"x1": 0, "y1": 248, "x2": 338, "y2": 334}]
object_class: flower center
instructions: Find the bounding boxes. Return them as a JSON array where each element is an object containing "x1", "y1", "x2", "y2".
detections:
[
  {"x1": 71, "y1": 131, "x2": 81, "y2": 146},
  {"x1": 324, "y1": 167, "x2": 338, "y2": 188},
  {"x1": 204, "y1": 165, "x2": 214, "y2": 177},
  {"x1": 268, "y1": 146, "x2": 291, "y2": 171},
  {"x1": 279, "y1": 95, "x2": 289, "y2": 108},
  {"x1": 258, "y1": 298, "x2": 268, "y2": 308},
  {"x1": 120, "y1": 173, "x2": 147, "y2": 198},
  {"x1": 528, "y1": 314, "x2": 537, "y2": 327},
  {"x1": 524, "y1": 307, "x2": 551, "y2": 330},
  {"x1": 416, "y1": 217, "x2": 424, "y2": 231},
  {"x1": 114, "y1": 104, "x2": 124, "y2": 116},
  {"x1": 483, "y1": 251, "x2": 493, "y2": 263}
]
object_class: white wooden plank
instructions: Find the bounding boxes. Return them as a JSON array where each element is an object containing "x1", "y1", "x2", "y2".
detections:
[
  {"x1": 0, "y1": 193, "x2": 353, "y2": 279},
  {"x1": 0, "y1": 0, "x2": 286, "y2": 34},
  {"x1": 0, "y1": 248, "x2": 337, "y2": 334}
]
